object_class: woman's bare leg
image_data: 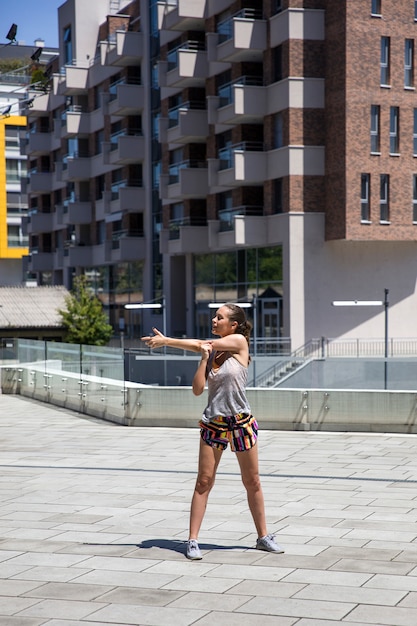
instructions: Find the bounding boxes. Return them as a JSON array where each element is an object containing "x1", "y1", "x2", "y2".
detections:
[
  {"x1": 189, "y1": 438, "x2": 223, "y2": 540},
  {"x1": 236, "y1": 444, "x2": 268, "y2": 538}
]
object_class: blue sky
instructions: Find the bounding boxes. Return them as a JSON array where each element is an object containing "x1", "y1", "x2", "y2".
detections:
[{"x1": 1, "y1": 0, "x2": 63, "y2": 49}]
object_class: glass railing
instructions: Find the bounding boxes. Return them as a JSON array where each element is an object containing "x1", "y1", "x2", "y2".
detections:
[
  {"x1": 168, "y1": 160, "x2": 206, "y2": 184},
  {"x1": 168, "y1": 100, "x2": 205, "y2": 127},
  {"x1": 218, "y1": 205, "x2": 264, "y2": 231},
  {"x1": 217, "y1": 9, "x2": 263, "y2": 43},
  {"x1": 218, "y1": 76, "x2": 263, "y2": 107},
  {"x1": 167, "y1": 40, "x2": 205, "y2": 70},
  {"x1": 168, "y1": 215, "x2": 207, "y2": 239}
]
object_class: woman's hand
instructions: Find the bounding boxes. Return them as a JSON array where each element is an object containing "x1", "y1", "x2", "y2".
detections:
[
  {"x1": 200, "y1": 341, "x2": 213, "y2": 361},
  {"x1": 141, "y1": 327, "x2": 166, "y2": 349}
]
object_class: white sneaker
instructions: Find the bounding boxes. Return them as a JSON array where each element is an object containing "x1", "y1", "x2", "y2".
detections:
[
  {"x1": 256, "y1": 534, "x2": 285, "y2": 553},
  {"x1": 186, "y1": 539, "x2": 202, "y2": 560}
]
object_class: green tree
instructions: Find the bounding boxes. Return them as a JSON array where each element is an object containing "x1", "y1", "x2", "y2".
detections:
[{"x1": 58, "y1": 275, "x2": 113, "y2": 346}]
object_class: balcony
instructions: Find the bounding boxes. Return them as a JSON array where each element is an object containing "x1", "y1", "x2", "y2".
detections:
[
  {"x1": 208, "y1": 142, "x2": 266, "y2": 188},
  {"x1": 65, "y1": 106, "x2": 91, "y2": 135},
  {"x1": 163, "y1": 102, "x2": 208, "y2": 144},
  {"x1": 159, "y1": 42, "x2": 208, "y2": 88},
  {"x1": 24, "y1": 91, "x2": 65, "y2": 117},
  {"x1": 62, "y1": 154, "x2": 91, "y2": 181},
  {"x1": 270, "y1": 8, "x2": 325, "y2": 48},
  {"x1": 208, "y1": 77, "x2": 265, "y2": 125},
  {"x1": 103, "y1": 132, "x2": 145, "y2": 165},
  {"x1": 207, "y1": 9, "x2": 267, "y2": 63},
  {"x1": 108, "y1": 182, "x2": 145, "y2": 215},
  {"x1": 109, "y1": 230, "x2": 146, "y2": 262},
  {"x1": 25, "y1": 210, "x2": 54, "y2": 234},
  {"x1": 160, "y1": 217, "x2": 209, "y2": 254},
  {"x1": 29, "y1": 251, "x2": 54, "y2": 272},
  {"x1": 67, "y1": 244, "x2": 94, "y2": 267},
  {"x1": 25, "y1": 131, "x2": 60, "y2": 155},
  {"x1": 105, "y1": 81, "x2": 144, "y2": 116},
  {"x1": 160, "y1": 161, "x2": 208, "y2": 200},
  {"x1": 266, "y1": 77, "x2": 325, "y2": 114},
  {"x1": 27, "y1": 171, "x2": 54, "y2": 193},
  {"x1": 218, "y1": 205, "x2": 264, "y2": 232},
  {"x1": 54, "y1": 62, "x2": 89, "y2": 96},
  {"x1": 62, "y1": 200, "x2": 93, "y2": 225},
  {"x1": 101, "y1": 30, "x2": 143, "y2": 66},
  {"x1": 158, "y1": 0, "x2": 206, "y2": 33},
  {"x1": 266, "y1": 146, "x2": 325, "y2": 178},
  {"x1": 209, "y1": 212, "x2": 285, "y2": 248}
]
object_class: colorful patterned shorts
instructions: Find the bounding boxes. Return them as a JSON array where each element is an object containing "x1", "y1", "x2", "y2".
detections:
[{"x1": 199, "y1": 413, "x2": 258, "y2": 452}]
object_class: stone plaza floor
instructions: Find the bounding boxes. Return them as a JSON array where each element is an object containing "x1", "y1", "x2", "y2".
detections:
[{"x1": 2, "y1": 394, "x2": 417, "y2": 625}]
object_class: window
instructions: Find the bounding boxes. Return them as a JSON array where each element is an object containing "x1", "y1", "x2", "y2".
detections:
[
  {"x1": 274, "y1": 112, "x2": 284, "y2": 148},
  {"x1": 63, "y1": 25, "x2": 72, "y2": 65},
  {"x1": 415, "y1": 0, "x2": 417, "y2": 20},
  {"x1": 361, "y1": 174, "x2": 370, "y2": 222},
  {"x1": 6, "y1": 159, "x2": 22, "y2": 183},
  {"x1": 389, "y1": 106, "x2": 399, "y2": 154},
  {"x1": 370, "y1": 105, "x2": 380, "y2": 153},
  {"x1": 371, "y1": 0, "x2": 381, "y2": 15},
  {"x1": 380, "y1": 36, "x2": 390, "y2": 85},
  {"x1": 380, "y1": 174, "x2": 389, "y2": 222},
  {"x1": 274, "y1": 178, "x2": 283, "y2": 214},
  {"x1": 94, "y1": 130, "x2": 104, "y2": 155},
  {"x1": 274, "y1": 0, "x2": 283, "y2": 14},
  {"x1": 405, "y1": 39, "x2": 414, "y2": 88},
  {"x1": 413, "y1": 175, "x2": 417, "y2": 222},
  {"x1": 272, "y1": 45, "x2": 283, "y2": 83}
]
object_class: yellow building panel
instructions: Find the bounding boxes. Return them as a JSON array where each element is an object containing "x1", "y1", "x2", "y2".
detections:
[{"x1": 0, "y1": 115, "x2": 29, "y2": 259}]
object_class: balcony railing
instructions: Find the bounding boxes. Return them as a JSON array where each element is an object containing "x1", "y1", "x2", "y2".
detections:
[
  {"x1": 218, "y1": 205, "x2": 264, "y2": 231},
  {"x1": 218, "y1": 141, "x2": 263, "y2": 170},
  {"x1": 168, "y1": 100, "x2": 206, "y2": 128},
  {"x1": 167, "y1": 40, "x2": 205, "y2": 71},
  {"x1": 109, "y1": 75, "x2": 141, "y2": 101},
  {"x1": 107, "y1": 178, "x2": 143, "y2": 202},
  {"x1": 217, "y1": 8, "x2": 263, "y2": 43},
  {"x1": 168, "y1": 159, "x2": 206, "y2": 184},
  {"x1": 218, "y1": 75, "x2": 263, "y2": 107},
  {"x1": 168, "y1": 215, "x2": 207, "y2": 240},
  {"x1": 110, "y1": 128, "x2": 142, "y2": 151},
  {"x1": 111, "y1": 229, "x2": 144, "y2": 249}
]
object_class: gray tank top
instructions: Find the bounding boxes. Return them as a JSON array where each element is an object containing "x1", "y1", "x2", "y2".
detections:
[{"x1": 202, "y1": 353, "x2": 251, "y2": 422}]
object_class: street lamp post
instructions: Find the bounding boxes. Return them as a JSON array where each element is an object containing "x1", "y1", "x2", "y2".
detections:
[
  {"x1": 125, "y1": 298, "x2": 167, "y2": 385},
  {"x1": 332, "y1": 289, "x2": 390, "y2": 389}
]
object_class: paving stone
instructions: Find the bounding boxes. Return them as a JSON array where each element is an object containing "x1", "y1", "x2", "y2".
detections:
[{"x1": 3, "y1": 395, "x2": 417, "y2": 626}]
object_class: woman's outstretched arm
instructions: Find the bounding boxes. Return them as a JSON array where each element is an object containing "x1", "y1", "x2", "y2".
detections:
[{"x1": 141, "y1": 327, "x2": 204, "y2": 353}]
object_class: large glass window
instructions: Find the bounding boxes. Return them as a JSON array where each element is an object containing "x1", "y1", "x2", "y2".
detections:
[{"x1": 194, "y1": 247, "x2": 283, "y2": 339}]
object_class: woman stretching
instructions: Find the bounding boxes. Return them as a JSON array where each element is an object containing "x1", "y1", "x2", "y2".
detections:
[{"x1": 142, "y1": 303, "x2": 284, "y2": 560}]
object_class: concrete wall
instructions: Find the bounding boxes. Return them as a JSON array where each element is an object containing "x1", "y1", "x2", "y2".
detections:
[{"x1": 3, "y1": 363, "x2": 417, "y2": 433}]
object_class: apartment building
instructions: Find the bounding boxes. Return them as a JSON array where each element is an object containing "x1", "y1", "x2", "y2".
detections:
[
  {"x1": 23, "y1": 0, "x2": 417, "y2": 349},
  {"x1": 0, "y1": 39, "x2": 57, "y2": 285}
]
